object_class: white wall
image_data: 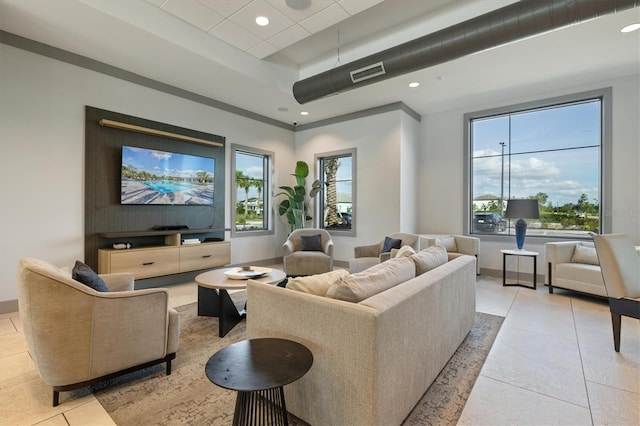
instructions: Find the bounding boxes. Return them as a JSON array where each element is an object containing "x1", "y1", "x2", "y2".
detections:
[
  {"x1": 0, "y1": 44, "x2": 295, "y2": 305},
  {"x1": 295, "y1": 109, "x2": 420, "y2": 262},
  {"x1": 418, "y1": 74, "x2": 640, "y2": 273}
]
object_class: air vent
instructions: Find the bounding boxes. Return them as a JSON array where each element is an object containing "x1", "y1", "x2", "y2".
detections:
[{"x1": 350, "y1": 62, "x2": 386, "y2": 83}]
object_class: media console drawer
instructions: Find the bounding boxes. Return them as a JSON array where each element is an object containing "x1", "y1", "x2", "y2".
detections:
[
  {"x1": 98, "y1": 241, "x2": 231, "y2": 279},
  {"x1": 180, "y1": 242, "x2": 230, "y2": 272},
  {"x1": 99, "y1": 247, "x2": 180, "y2": 279}
]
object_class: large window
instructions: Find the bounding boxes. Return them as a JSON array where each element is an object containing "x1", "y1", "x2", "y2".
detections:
[
  {"x1": 316, "y1": 148, "x2": 356, "y2": 235},
  {"x1": 467, "y1": 89, "x2": 611, "y2": 238},
  {"x1": 231, "y1": 144, "x2": 273, "y2": 236}
]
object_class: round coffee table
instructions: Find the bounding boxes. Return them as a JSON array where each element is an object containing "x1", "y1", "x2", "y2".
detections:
[
  {"x1": 195, "y1": 267, "x2": 286, "y2": 337},
  {"x1": 205, "y1": 338, "x2": 313, "y2": 426}
]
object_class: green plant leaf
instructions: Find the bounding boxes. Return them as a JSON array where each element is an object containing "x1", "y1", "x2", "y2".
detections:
[{"x1": 294, "y1": 161, "x2": 309, "y2": 178}]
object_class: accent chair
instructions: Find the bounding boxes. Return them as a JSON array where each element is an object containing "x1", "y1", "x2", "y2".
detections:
[
  {"x1": 17, "y1": 258, "x2": 180, "y2": 406},
  {"x1": 592, "y1": 234, "x2": 640, "y2": 352},
  {"x1": 349, "y1": 232, "x2": 420, "y2": 273},
  {"x1": 283, "y1": 228, "x2": 334, "y2": 276},
  {"x1": 419, "y1": 234, "x2": 481, "y2": 274}
]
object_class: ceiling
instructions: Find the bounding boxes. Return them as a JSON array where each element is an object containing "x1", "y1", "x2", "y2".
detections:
[{"x1": 1, "y1": 0, "x2": 638, "y2": 127}]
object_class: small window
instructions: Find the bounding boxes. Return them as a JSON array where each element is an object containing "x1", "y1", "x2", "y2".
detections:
[
  {"x1": 231, "y1": 144, "x2": 273, "y2": 237},
  {"x1": 315, "y1": 148, "x2": 356, "y2": 235}
]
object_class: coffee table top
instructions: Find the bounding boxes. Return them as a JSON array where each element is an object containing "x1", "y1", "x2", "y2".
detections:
[
  {"x1": 205, "y1": 338, "x2": 313, "y2": 392},
  {"x1": 196, "y1": 267, "x2": 286, "y2": 290}
]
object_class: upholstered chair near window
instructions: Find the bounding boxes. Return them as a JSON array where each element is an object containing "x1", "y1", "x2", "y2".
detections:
[
  {"x1": 17, "y1": 258, "x2": 180, "y2": 406},
  {"x1": 419, "y1": 234, "x2": 481, "y2": 274},
  {"x1": 283, "y1": 228, "x2": 334, "y2": 276},
  {"x1": 592, "y1": 234, "x2": 640, "y2": 352},
  {"x1": 349, "y1": 233, "x2": 420, "y2": 273}
]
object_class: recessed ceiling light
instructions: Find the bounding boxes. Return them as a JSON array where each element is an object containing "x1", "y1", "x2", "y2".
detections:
[
  {"x1": 255, "y1": 16, "x2": 270, "y2": 26},
  {"x1": 300, "y1": 111, "x2": 309, "y2": 116},
  {"x1": 409, "y1": 82, "x2": 420, "y2": 88},
  {"x1": 621, "y1": 23, "x2": 640, "y2": 33}
]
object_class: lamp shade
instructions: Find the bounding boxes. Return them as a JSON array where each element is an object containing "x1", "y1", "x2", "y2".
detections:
[{"x1": 504, "y1": 199, "x2": 540, "y2": 219}]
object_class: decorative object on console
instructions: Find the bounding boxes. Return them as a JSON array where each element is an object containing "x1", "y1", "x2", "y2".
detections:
[
  {"x1": 275, "y1": 161, "x2": 321, "y2": 231},
  {"x1": 112, "y1": 242, "x2": 132, "y2": 250},
  {"x1": 504, "y1": 199, "x2": 540, "y2": 250}
]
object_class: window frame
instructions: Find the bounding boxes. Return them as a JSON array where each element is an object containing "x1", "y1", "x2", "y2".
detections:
[
  {"x1": 315, "y1": 148, "x2": 357, "y2": 237},
  {"x1": 463, "y1": 88, "x2": 612, "y2": 240},
  {"x1": 230, "y1": 143, "x2": 274, "y2": 237}
]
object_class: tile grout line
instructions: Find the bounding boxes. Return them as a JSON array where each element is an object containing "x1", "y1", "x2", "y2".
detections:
[{"x1": 570, "y1": 297, "x2": 596, "y2": 426}]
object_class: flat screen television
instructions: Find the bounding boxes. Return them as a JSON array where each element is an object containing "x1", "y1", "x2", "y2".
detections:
[{"x1": 121, "y1": 145, "x2": 215, "y2": 205}]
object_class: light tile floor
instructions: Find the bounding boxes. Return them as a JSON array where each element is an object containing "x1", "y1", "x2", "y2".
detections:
[{"x1": 1, "y1": 273, "x2": 638, "y2": 425}]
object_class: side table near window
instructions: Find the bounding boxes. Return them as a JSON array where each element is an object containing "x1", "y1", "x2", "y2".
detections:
[{"x1": 501, "y1": 249, "x2": 539, "y2": 290}]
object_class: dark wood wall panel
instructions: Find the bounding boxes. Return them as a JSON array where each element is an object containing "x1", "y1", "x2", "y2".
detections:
[{"x1": 84, "y1": 106, "x2": 226, "y2": 274}]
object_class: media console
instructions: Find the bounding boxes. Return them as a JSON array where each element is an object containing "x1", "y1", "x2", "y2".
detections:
[{"x1": 98, "y1": 228, "x2": 230, "y2": 279}]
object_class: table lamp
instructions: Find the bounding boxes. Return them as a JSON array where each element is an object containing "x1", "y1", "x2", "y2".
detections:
[{"x1": 504, "y1": 199, "x2": 540, "y2": 250}]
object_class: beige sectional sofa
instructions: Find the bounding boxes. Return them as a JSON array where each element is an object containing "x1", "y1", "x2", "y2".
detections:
[{"x1": 246, "y1": 251, "x2": 476, "y2": 426}]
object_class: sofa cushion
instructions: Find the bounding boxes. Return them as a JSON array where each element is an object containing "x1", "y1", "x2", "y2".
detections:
[
  {"x1": 436, "y1": 236, "x2": 458, "y2": 252},
  {"x1": 326, "y1": 256, "x2": 415, "y2": 303},
  {"x1": 286, "y1": 269, "x2": 349, "y2": 297},
  {"x1": 393, "y1": 245, "x2": 416, "y2": 258},
  {"x1": 411, "y1": 245, "x2": 448, "y2": 275},
  {"x1": 72, "y1": 260, "x2": 109, "y2": 292},
  {"x1": 571, "y1": 243, "x2": 599, "y2": 265},
  {"x1": 382, "y1": 236, "x2": 402, "y2": 253},
  {"x1": 301, "y1": 234, "x2": 323, "y2": 251}
]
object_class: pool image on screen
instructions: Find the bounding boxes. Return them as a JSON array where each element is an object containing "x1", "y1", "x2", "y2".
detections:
[{"x1": 121, "y1": 146, "x2": 215, "y2": 205}]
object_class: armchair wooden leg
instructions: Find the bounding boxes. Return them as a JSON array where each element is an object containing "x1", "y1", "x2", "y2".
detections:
[
  {"x1": 611, "y1": 312, "x2": 622, "y2": 352},
  {"x1": 53, "y1": 390, "x2": 60, "y2": 407},
  {"x1": 166, "y1": 358, "x2": 172, "y2": 375}
]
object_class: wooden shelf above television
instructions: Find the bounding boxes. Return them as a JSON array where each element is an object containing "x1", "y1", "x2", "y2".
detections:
[{"x1": 98, "y1": 228, "x2": 228, "y2": 239}]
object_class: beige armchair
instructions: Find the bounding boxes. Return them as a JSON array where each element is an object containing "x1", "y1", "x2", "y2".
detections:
[
  {"x1": 17, "y1": 258, "x2": 180, "y2": 406},
  {"x1": 593, "y1": 234, "x2": 640, "y2": 352},
  {"x1": 419, "y1": 234, "x2": 480, "y2": 274},
  {"x1": 545, "y1": 241, "x2": 606, "y2": 297},
  {"x1": 349, "y1": 232, "x2": 420, "y2": 273},
  {"x1": 283, "y1": 228, "x2": 334, "y2": 276}
]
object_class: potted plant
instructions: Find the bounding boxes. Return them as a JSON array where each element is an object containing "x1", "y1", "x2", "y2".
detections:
[{"x1": 276, "y1": 161, "x2": 321, "y2": 231}]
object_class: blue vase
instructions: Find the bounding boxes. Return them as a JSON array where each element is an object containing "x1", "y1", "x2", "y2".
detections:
[{"x1": 515, "y1": 218, "x2": 527, "y2": 250}]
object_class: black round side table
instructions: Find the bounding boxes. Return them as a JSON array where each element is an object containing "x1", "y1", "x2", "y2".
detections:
[{"x1": 205, "y1": 338, "x2": 313, "y2": 426}]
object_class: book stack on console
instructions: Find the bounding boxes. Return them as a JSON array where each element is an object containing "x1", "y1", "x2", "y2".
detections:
[{"x1": 182, "y1": 238, "x2": 201, "y2": 245}]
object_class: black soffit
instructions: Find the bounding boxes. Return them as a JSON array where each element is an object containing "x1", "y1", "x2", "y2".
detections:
[{"x1": 292, "y1": 0, "x2": 640, "y2": 104}]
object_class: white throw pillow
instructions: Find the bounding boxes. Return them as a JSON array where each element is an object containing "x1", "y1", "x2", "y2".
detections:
[
  {"x1": 411, "y1": 244, "x2": 448, "y2": 275},
  {"x1": 326, "y1": 256, "x2": 416, "y2": 303},
  {"x1": 286, "y1": 269, "x2": 349, "y2": 297},
  {"x1": 436, "y1": 236, "x2": 458, "y2": 252},
  {"x1": 571, "y1": 244, "x2": 599, "y2": 265}
]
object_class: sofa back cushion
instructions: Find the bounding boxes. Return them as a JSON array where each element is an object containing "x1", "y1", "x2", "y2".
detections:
[
  {"x1": 326, "y1": 256, "x2": 415, "y2": 302},
  {"x1": 286, "y1": 269, "x2": 349, "y2": 296},
  {"x1": 411, "y1": 245, "x2": 448, "y2": 275},
  {"x1": 571, "y1": 243, "x2": 599, "y2": 265}
]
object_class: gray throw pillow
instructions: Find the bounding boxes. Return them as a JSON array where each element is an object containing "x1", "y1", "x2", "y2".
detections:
[
  {"x1": 301, "y1": 234, "x2": 323, "y2": 251},
  {"x1": 382, "y1": 236, "x2": 402, "y2": 253},
  {"x1": 72, "y1": 260, "x2": 109, "y2": 292}
]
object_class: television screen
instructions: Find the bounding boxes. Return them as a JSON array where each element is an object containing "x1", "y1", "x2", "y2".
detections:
[{"x1": 121, "y1": 146, "x2": 215, "y2": 205}]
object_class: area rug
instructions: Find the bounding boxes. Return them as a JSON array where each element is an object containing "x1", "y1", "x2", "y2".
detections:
[{"x1": 92, "y1": 295, "x2": 503, "y2": 426}]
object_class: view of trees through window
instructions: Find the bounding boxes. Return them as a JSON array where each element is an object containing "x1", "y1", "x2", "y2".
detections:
[
  {"x1": 317, "y1": 150, "x2": 354, "y2": 232},
  {"x1": 233, "y1": 149, "x2": 270, "y2": 233},
  {"x1": 470, "y1": 98, "x2": 602, "y2": 237}
]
